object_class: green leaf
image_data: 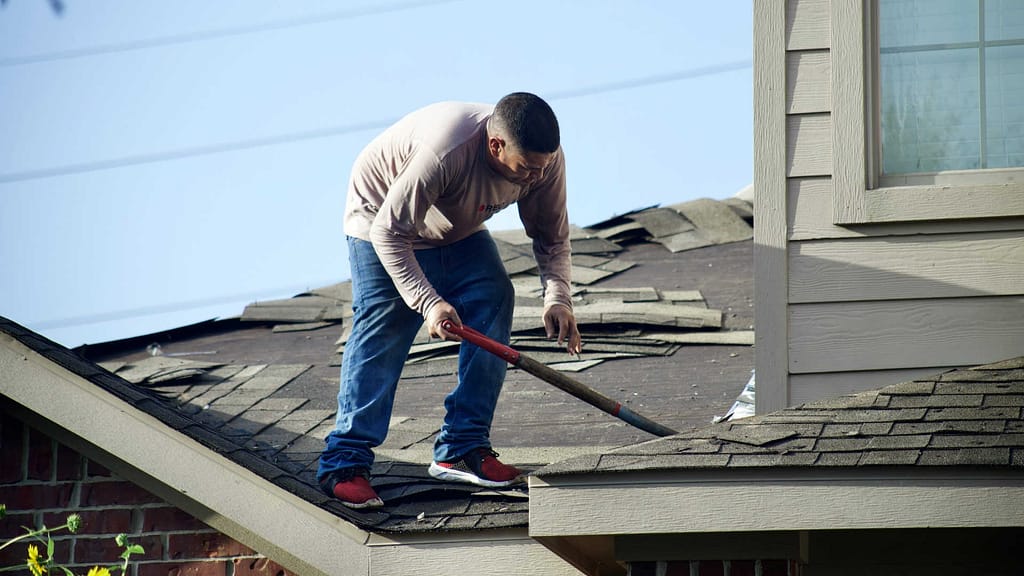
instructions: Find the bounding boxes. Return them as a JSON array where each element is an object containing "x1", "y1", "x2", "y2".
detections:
[{"x1": 58, "y1": 567, "x2": 74, "y2": 576}]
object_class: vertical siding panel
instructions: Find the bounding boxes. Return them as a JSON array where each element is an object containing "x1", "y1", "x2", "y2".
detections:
[
  {"x1": 786, "y1": 51, "x2": 831, "y2": 114},
  {"x1": 787, "y1": 114, "x2": 832, "y2": 177},
  {"x1": 788, "y1": 178, "x2": 840, "y2": 240},
  {"x1": 830, "y1": 0, "x2": 868, "y2": 224},
  {"x1": 786, "y1": 0, "x2": 831, "y2": 50},
  {"x1": 754, "y1": 0, "x2": 790, "y2": 412}
]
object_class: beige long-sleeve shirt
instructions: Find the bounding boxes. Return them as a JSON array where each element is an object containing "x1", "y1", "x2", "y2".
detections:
[{"x1": 343, "y1": 101, "x2": 573, "y2": 318}]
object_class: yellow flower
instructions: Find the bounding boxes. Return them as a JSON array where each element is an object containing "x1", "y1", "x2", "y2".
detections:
[
  {"x1": 87, "y1": 567, "x2": 112, "y2": 576},
  {"x1": 27, "y1": 544, "x2": 46, "y2": 576}
]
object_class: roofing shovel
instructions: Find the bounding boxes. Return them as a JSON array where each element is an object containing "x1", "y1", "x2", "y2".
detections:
[{"x1": 441, "y1": 320, "x2": 678, "y2": 437}]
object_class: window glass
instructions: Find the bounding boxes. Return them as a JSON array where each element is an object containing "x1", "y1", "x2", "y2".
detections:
[
  {"x1": 879, "y1": 0, "x2": 977, "y2": 47},
  {"x1": 879, "y1": 0, "x2": 1024, "y2": 174},
  {"x1": 986, "y1": 45, "x2": 1024, "y2": 168},
  {"x1": 986, "y1": 0, "x2": 1024, "y2": 42}
]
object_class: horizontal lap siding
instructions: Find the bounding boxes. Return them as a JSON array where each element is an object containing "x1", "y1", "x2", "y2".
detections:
[
  {"x1": 789, "y1": 231, "x2": 1024, "y2": 302},
  {"x1": 789, "y1": 367, "x2": 957, "y2": 406},
  {"x1": 788, "y1": 296, "x2": 1024, "y2": 373}
]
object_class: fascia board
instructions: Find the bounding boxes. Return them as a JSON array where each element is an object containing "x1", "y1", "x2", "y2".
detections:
[
  {"x1": 529, "y1": 469, "x2": 1024, "y2": 537},
  {"x1": 0, "y1": 334, "x2": 370, "y2": 576},
  {"x1": 367, "y1": 529, "x2": 581, "y2": 576}
]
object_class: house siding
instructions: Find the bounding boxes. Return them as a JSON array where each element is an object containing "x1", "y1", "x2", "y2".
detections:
[
  {"x1": 0, "y1": 414, "x2": 296, "y2": 576},
  {"x1": 755, "y1": 0, "x2": 1024, "y2": 410}
]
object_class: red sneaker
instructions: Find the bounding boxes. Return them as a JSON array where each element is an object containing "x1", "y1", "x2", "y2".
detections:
[
  {"x1": 428, "y1": 447, "x2": 524, "y2": 488},
  {"x1": 321, "y1": 468, "x2": 383, "y2": 509}
]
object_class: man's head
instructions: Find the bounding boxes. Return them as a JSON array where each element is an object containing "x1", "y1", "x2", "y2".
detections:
[{"x1": 485, "y1": 92, "x2": 560, "y2": 185}]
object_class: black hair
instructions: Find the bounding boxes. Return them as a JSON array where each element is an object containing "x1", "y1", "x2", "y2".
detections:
[{"x1": 491, "y1": 92, "x2": 560, "y2": 154}]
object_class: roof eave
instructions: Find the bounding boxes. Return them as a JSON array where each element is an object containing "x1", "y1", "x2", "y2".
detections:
[
  {"x1": 365, "y1": 528, "x2": 579, "y2": 574},
  {"x1": 0, "y1": 332, "x2": 370, "y2": 576},
  {"x1": 2, "y1": 330, "x2": 585, "y2": 576},
  {"x1": 529, "y1": 467, "x2": 1024, "y2": 538}
]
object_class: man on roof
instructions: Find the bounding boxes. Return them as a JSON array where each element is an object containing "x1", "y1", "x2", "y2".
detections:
[{"x1": 318, "y1": 92, "x2": 582, "y2": 508}]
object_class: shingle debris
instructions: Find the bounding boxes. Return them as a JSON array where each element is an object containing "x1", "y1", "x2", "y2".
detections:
[{"x1": 239, "y1": 198, "x2": 755, "y2": 376}]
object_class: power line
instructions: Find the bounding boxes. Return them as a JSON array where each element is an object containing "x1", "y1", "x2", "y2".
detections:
[
  {"x1": 545, "y1": 59, "x2": 752, "y2": 100},
  {"x1": 0, "y1": 118, "x2": 397, "y2": 184},
  {"x1": 0, "y1": 59, "x2": 752, "y2": 185},
  {"x1": 0, "y1": 0, "x2": 460, "y2": 67},
  {"x1": 30, "y1": 282, "x2": 339, "y2": 330}
]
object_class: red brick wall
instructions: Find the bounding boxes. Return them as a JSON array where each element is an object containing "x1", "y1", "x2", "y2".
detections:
[{"x1": 1, "y1": 414, "x2": 296, "y2": 576}]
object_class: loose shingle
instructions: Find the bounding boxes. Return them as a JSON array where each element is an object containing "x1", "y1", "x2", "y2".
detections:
[
  {"x1": 114, "y1": 356, "x2": 224, "y2": 385},
  {"x1": 242, "y1": 296, "x2": 344, "y2": 323},
  {"x1": 626, "y1": 208, "x2": 695, "y2": 238},
  {"x1": 657, "y1": 230, "x2": 717, "y2": 253},
  {"x1": 715, "y1": 426, "x2": 800, "y2": 446}
]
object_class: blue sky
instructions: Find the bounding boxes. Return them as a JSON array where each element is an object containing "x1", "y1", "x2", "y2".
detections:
[{"x1": 0, "y1": 0, "x2": 753, "y2": 348}]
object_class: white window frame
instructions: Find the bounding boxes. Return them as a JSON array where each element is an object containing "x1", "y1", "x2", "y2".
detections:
[{"x1": 831, "y1": 0, "x2": 1024, "y2": 225}]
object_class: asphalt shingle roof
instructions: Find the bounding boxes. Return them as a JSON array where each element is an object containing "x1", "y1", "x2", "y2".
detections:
[
  {"x1": 536, "y1": 357, "x2": 1024, "y2": 476},
  {"x1": 5, "y1": 197, "x2": 763, "y2": 534}
]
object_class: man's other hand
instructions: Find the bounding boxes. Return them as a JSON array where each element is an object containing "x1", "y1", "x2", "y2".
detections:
[{"x1": 543, "y1": 304, "x2": 582, "y2": 355}]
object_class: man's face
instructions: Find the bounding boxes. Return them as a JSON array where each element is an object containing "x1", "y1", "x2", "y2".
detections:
[{"x1": 488, "y1": 138, "x2": 555, "y2": 186}]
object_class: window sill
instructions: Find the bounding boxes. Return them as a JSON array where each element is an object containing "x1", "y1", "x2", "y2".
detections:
[{"x1": 833, "y1": 181, "x2": 1024, "y2": 225}]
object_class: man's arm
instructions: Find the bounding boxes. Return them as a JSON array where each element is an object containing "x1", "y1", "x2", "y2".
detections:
[
  {"x1": 367, "y1": 149, "x2": 463, "y2": 339},
  {"x1": 517, "y1": 149, "x2": 581, "y2": 354}
]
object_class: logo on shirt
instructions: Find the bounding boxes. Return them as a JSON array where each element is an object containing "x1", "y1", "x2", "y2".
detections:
[{"x1": 479, "y1": 202, "x2": 511, "y2": 216}]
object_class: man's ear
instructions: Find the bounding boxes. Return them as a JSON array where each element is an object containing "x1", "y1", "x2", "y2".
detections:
[{"x1": 487, "y1": 136, "x2": 504, "y2": 158}]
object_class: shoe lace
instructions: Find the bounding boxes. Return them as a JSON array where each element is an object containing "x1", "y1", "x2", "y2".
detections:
[{"x1": 477, "y1": 447, "x2": 500, "y2": 461}]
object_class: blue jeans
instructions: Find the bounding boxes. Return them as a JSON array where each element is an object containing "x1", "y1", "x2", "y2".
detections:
[{"x1": 317, "y1": 230, "x2": 515, "y2": 481}]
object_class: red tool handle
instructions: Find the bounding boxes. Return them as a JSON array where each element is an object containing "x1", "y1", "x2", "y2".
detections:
[
  {"x1": 441, "y1": 320, "x2": 520, "y2": 363},
  {"x1": 440, "y1": 319, "x2": 677, "y2": 437}
]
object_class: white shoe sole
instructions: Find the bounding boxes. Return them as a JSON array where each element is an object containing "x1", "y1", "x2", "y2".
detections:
[
  {"x1": 339, "y1": 496, "x2": 384, "y2": 509},
  {"x1": 428, "y1": 462, "x2": 523, "y2": 488}
]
